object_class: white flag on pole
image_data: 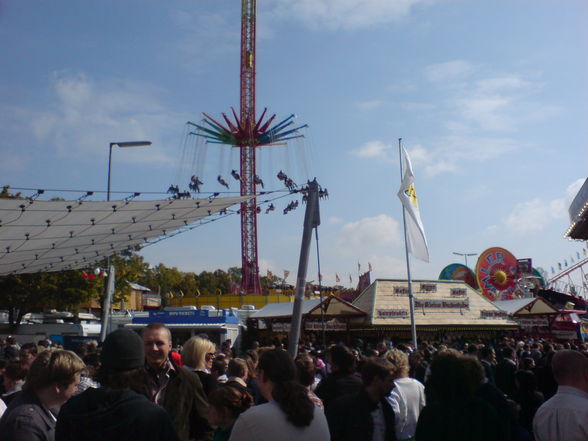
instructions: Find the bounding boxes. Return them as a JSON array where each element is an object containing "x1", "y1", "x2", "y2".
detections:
[{"x1": 397, "y1": 146, "x2": 430, "y2": 262}]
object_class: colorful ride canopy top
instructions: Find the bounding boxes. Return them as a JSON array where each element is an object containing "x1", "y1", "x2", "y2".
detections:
[
  {"x1": 438, "y1": 263, "x2": 479, "y2": 290},
  {"x1": 475, "y1": 247, "x2": 518, "y2": 301}
]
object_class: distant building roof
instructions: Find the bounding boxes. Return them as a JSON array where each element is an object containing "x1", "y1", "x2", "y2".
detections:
[{"x1": 128, "y1": 282, "x2": 151, "y2": 292}]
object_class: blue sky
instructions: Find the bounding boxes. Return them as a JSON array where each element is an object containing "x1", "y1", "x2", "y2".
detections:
[{"x1": 1, "y1": 0, "x2": 587, "y2": 289}]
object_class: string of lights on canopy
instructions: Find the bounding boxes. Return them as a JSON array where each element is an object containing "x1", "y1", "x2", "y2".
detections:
[{"x1": 0, "y1": 194, "x2": 252, "y2": 275}]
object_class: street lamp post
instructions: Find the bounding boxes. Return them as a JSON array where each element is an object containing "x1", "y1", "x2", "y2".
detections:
[
  {"x1": 453, "y1": 251, "x2": 478, "y2": 268},
  {"x1": 107, "y1": 141, "x2": 152, "y2": 201},
  {"x1": 100, "y1": 140, "x2": 151, "y2": 342}
]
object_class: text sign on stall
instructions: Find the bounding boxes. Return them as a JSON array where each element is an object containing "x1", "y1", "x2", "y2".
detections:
[
  {"x1": 414, "y1": 298, "x2": 469, "y2": 309},
  {"x1": 450, "y1": 288, "x2": 467, "y2": 297},
  {"x1": 419, "y1": 283, "x2": 437, "y2": 293},
  {"x1": 305, "y1": 322, "x2": 347, "y2": 331},
  {"x1": 377, "y1": 309, "x2": 409, "y2": 319},
  {"x1": 480, "y1": 310, "x2": 509, "y2": 319},
  {"x1": 518, "y1": 318, "x2": 549, "y2": 328}
]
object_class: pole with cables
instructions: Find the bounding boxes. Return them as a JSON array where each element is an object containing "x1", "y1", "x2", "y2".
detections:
[{"x1": 288, "y1": 179, "x2": 320, "y2": 359}]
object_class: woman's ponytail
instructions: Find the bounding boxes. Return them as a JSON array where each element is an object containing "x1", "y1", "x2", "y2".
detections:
[{"x1": 258, "y1": 349, "x2": 315, "y2": 427}]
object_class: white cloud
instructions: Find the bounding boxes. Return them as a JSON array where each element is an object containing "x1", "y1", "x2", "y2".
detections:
[
  {"x1": 352, "y1": 140, "x2": 392, "y2": 160},
  {"x1": 322, "y1": 214, "x2": 404, "y2": 284},
  {"x1": 456, "y1": 96, "x2": 514, "y2": 131},
  {"x1": 422, "y1": 62, "x2": 559, "y2": 135},
  {"x1": 358, "y1": 100, "x2": 384, "y2": 111},
  {"x1": 503, "y1": 198, "x2": 565, "y2": 234},
  {"x1": 401, "y1": 137, "x2": 519, "y2": 177},
  {"x1": 502, "y1": 178, "x2": 585, "y2": 234},
  {"x1": 424, "y1": 60, "x2": 475, "y2": 83},
  {"x1": 475, "y1": 75, "x2": 531, "y2": 92},
  {"x1": 29, "y1": 71, "x2": 179, "y2": 164},
  {"x1": 405, "y1": 143, "x2": 430, "y2": 166},
  {"x1": 335, "y1": 214, "x2": 402, "y2": 253},
  {"x1": 268, "y1": 0, "x2": 434, "y2": 30},
  {"x1": 328, "y1": 216, "x2": 343, "y2": 224}
]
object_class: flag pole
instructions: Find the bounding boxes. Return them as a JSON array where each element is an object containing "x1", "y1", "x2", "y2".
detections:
[{"x1": 399, "y1": 138, "x2": 418, "y2": 350}]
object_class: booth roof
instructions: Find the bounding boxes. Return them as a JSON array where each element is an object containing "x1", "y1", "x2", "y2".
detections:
[
  {"x1": 251, "y1": 299, "x2": 321, "y2": 319},
  {"x1": 251, "y1": 295, "x2": 366, "y2": 320},
  {"x1": 353, "y1": 279, "x2": 518, "y2": 327},
  {"x1": 493, "y1": 297, "x2": 559, "y2": 315}
]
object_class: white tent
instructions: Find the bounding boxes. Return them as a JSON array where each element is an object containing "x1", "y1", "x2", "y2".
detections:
[{"x1": 0, "y1": 196, "x2": 249, "y2": 275}]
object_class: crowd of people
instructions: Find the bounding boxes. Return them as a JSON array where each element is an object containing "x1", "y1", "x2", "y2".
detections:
[{"x1": 0, "y1": 331, "x2": 587, "y2": 441}]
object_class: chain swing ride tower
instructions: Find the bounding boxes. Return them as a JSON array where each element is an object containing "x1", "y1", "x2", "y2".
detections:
[{"x1": 190, "y1": 0, "x2": 307, "y2": 294}]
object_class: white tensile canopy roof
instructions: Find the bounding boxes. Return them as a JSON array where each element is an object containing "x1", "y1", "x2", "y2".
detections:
[{"x1": 0, "y1": 196, "x2": 249, "y2": 275}]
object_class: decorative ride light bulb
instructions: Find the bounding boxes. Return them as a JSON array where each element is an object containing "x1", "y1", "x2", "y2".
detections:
[{"x1": 493, "y1": 270, "x2": 508, "y2": 285}]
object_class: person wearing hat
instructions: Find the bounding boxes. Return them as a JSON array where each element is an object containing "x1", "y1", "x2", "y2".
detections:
[{"x1": 55, "y1": 329, "x2": 179, "y2": 441}]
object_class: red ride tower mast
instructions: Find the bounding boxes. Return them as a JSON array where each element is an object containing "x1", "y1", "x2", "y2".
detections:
[
  {"x1": 239, "y1": 0, "x2": 261, "y2": 294},
  {"x1": 189, "y1": 0, "x2": 307, "y2": 294}
]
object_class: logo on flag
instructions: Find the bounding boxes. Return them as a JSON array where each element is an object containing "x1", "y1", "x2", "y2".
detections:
[{"x1": 397, "y1": 146, "x2": 430, "y2": 262}]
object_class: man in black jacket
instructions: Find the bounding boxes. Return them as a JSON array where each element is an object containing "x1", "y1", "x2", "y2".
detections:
[
  {"x1": 326, "y1": 357, "x2": 397, "y2": 441},
  {"x1": 315, "y1": 344, "x2": 363, "y2": 408},
  {"x1": 142, "y1": 323, "x2": 212, "y2": 441},
  {"x1": 495, "y1": 347, "x2": 517, "y2": 398},
  {"x1": 56, "y1": 328, "x2": 179, "y2": 441}
]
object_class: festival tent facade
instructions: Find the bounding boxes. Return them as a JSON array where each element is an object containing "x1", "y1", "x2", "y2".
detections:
[{"x1": 351, "y1": 279, "x2": 518, "y2": 340}]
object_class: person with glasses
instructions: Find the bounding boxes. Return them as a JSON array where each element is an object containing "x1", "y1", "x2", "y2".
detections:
[{"x1": 182, "y1": 337, "x2": 219, "y2": 397}]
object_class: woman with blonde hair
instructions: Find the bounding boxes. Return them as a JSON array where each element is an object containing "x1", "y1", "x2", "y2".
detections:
[
  {"x1": 182, "y1": 336, "x2": 218, "y2": 396},
  {"x1": 384, "y1": 348, "x2": 426, "y2": 441}
]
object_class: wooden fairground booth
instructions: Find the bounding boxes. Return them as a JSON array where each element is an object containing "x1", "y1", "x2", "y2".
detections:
[
  {"x1": 250, "y1": 295, "x2": 366, "y2": 343},
  {"x1": 351, "y1": 279, "x2": 518, "y2": 341},
  {"x1": 494, "y1": 297, "x2": 585, "y2": 341},
  {"x1": 493, "y1": 297, "x2": 559, "y2": 336}
]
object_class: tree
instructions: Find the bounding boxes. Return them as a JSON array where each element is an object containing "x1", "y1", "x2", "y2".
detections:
[
  {"x1": 105, "y1": 251, "x2": 149, "y2": 304},
  {"x1": 0, "y1": 271, "x2": 100, "y2": 330},
  {"x1": 0, "y1": 186, "x2": 22, "y2": 199}
]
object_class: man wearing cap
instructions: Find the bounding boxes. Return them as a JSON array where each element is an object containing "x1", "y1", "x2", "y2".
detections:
[
  {"x1": 55, "y1": 328, "x2": 179, "y2": 441},
  {"x1": 142, "y1": 323, "x2": 211, "y2": 441}
]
